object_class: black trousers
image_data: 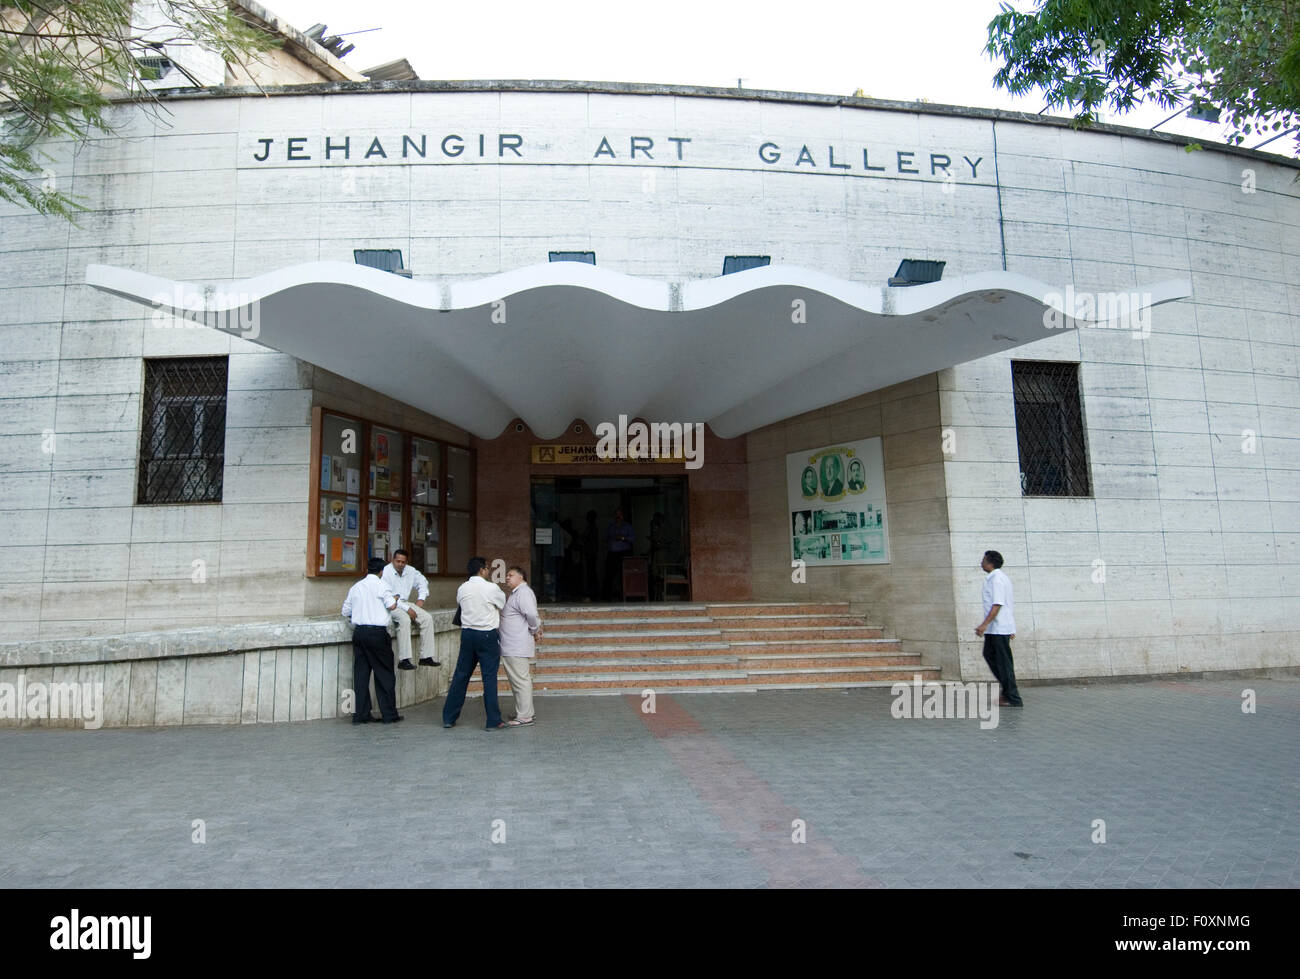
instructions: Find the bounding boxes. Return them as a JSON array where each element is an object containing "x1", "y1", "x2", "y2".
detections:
[
  {"x1": 353, "y1": 624, "x2": 399, "y2": 721},
  {"x1": 982, "y1": 633, "x2": 1023, "y2": 705},
  {"x1": 603, "y1": 552, "x2": 627, "y2": 600}
]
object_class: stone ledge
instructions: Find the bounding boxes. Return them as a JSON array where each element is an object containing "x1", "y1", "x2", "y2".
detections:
[
  {"x1": 1018, "y1": 665, "x2": 1300, "y2": 686},
  {"x1": 0, "y1": 612, "x2": 460, "y2": 667}
]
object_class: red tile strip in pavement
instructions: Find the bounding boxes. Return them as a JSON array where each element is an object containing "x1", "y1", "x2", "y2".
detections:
[{"x1": 628, "y1": 693, "x2": 881, "y2": 888}]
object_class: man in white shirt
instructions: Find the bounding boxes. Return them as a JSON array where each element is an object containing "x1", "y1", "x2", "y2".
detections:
[
  {"x1": 341, "y1": 557, "x2": 403, "y2": 724},
  {"x1": 441, "y1": 556, "x2": 509, "y2": 731},
  {"x1": 975, "y1": 549, "x2": 1023, "y2": 707},
  {"x1": 383, "y1": 549, "x2": 440, "y2": 671}
]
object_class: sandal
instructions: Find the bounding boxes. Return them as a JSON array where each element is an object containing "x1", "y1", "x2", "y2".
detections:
[{"x1": 507, "y1": 717, "x2": 535, "y2": 726}]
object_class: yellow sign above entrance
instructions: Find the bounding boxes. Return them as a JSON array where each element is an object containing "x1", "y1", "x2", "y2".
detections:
[{"x1": 531, "y1": 444, "x2": 684, "y2": 464}]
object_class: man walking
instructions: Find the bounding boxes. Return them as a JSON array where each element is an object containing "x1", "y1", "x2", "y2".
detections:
[
  {"x1": 341, "y1": 557, "x2": 403, "y2": 724},
  {"x1": 383, "y1": 549, "x2": 440, "y2": 670},
  {"x1": 975, "y1": 549, "x2": 1023, "y2": 707},
  {"x1": 442, "y1": 556, "x2": 509, "y2": 731}
]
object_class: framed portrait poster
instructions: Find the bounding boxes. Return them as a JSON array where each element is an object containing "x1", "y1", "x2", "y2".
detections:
[{"x1": 787, "y1": 437, "x2": 889, "y2": 566}]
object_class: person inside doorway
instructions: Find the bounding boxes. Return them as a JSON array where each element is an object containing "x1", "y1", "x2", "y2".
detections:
[
  {"x1": 647, "y1": 511, "x2": 671, "y2": 598},
  {"x1": 603, "y1": 507, "x2": 635, "y2": 600},
  {"x1": 581, "y1": 509, "x2": 600, "y2": 601},
  {"x1": 545, "y1": 509, "x2": 566, "y2": 602},
  {"x1": 647, "y1": 511, "x2": 669, "y2": 564},
  {"x1": 561, "y1": 517, "x2": 580, "y2": 600}
]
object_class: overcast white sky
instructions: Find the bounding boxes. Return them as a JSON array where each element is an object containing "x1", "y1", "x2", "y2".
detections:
[{"x1": 266, "y1": 0, "x2": 1287, "y2": 155}]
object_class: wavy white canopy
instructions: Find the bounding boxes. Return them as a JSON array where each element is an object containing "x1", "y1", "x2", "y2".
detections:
[{"x1": 86, "y1": 262, "x2": 1190, "y2": 439}]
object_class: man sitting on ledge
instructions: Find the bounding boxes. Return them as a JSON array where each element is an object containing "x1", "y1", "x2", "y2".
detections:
[{"x1": 383, "y1": 549, "x2": 440, "y2": 670}]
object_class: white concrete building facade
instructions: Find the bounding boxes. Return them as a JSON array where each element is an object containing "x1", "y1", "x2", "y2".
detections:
[{"x1": 1, "y1": 80, "x2": 1297, "y2": 708}]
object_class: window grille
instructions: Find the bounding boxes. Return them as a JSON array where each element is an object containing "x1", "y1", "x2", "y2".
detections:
[
  {"x1": 1012, "y1": 361, "x2": 1091, "y2": 497},
  {"x1": 136, "y1": 56, "x2": 173, "y2": 81},
  {"x1": 138, "y1": 358, "x2": 227, "y2": 504}
]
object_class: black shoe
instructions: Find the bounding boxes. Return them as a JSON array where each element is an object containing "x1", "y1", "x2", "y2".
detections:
[
  {"x1": 442, "y1": 722, "x2": 455, "y2": 729},
  {"x1": 486, "y1": 721, "x2": 509, "y2": 731},
  {"x1": 398, "y1": 660, "x2": 416, "y2": 671},
  {"x1": 352, "y1": 714, "x2": 375, "y2": 725},
  {"x1": 382, "y1": 714, "x2": 405, "y2": 724},
  {"x1": 419, "y1": 657, "x2": 440, "y2": 667}
]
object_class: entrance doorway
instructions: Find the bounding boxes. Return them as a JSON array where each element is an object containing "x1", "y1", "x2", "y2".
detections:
[{"x1": 530, "y1": 476, "x2": 689, "y2": 603}]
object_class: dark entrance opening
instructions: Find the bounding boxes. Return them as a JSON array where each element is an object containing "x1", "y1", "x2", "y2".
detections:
[{"x1": 530, "y1": 476, "x2": 689, "y2": 603}]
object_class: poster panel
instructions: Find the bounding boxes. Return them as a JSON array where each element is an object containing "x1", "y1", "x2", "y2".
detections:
[{"x1": 787, "y1": 437, "x2": 889, "y2": 566}]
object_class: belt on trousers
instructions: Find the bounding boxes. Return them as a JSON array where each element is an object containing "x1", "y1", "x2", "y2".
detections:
[{"x1": 353, "y1": 624, "x2": 389, "y2": 632}]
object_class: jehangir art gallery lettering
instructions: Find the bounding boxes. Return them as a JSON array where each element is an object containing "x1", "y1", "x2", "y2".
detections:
[{"x1": 245, "y1": 131, "x2": 984, "y2": 180}]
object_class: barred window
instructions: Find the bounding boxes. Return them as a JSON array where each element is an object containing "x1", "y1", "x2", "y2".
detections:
[
  {"x1": 138, "y1": 357, "x2": 228, "y2": 504},
  {"x1": 1012, "y1": 361, "x2": 1091, "y2": 497}
]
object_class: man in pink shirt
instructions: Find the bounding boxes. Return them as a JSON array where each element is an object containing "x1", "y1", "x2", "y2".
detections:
[{"x1": 500, "y1": 565, "x2": 542, "y2": 726}]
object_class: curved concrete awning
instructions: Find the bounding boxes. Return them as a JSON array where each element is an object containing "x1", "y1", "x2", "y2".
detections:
[{"x1": 86, "y1": 262, "x2": 1190, "y2": 439}]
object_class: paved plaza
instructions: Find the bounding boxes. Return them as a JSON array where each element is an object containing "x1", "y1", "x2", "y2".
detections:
[{"x1": 3, "y1": 676, "x2": 1297, "y2": 888}]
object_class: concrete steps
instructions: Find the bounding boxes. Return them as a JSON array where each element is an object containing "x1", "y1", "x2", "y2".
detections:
[
  {"x1": 472, "y1": 667, "x2": 932, "y2": 692},
  {"x1": 462, "y1": 602, "x2": 938, "y2": 696},
  {"x1": 540, "y1": 626, "x2": 886, "y2": 643}
]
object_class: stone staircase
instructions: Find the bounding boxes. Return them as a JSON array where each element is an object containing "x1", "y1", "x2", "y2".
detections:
[{"x1": 466, "y1": 602, "x2": 939, "y2": 696}]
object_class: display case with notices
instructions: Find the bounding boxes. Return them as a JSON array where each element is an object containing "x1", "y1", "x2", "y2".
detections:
[
  {"x1": 308, "y1": 407, "x2": 474, "y2": 578},
  {"x1": 315, "y1": 411, "x2": 363, "y2": 574}
]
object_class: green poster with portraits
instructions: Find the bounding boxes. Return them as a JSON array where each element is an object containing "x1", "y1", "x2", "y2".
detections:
[{"x1": 787, "y1": 437, "x2": 889, "y2": 565}]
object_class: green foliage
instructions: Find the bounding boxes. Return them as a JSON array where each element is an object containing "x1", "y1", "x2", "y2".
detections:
[
  {"x1": 1, "y1": 1, "x2": 279, "y2": 218},
  {"x1": 986, "y1": 0, "x2": 1300, "y2": 151}
]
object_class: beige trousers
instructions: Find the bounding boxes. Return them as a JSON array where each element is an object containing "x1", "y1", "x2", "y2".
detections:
[
  {"x1": 389, "y1": 604, "x2": 434, "y2": 662},
  {"x1": 502, "y1": 656, "x2": 535, "y2": 719}
]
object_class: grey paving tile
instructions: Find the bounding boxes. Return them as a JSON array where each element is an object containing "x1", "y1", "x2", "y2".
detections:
[{"x1": 1, "y1": 676, "x2": 1296, "y2": 887}]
